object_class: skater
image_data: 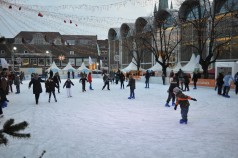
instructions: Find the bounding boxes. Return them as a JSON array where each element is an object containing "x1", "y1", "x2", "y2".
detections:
[
  {"x1": 178, "y1": 69, "x2": 184, "y2": 90},
  {"x1": 127, "y1": 74, "x2": 136, "y2": 99},
  {"x1": 7, "y1": 71, "x2": 14, "y2": 93},
  {"x1": 63, "y1": 78, "x2": 74, "y2": 97},
  {"x1": 72, "y1": 71, "x2": 75, "y2": 79},
  {"x1": 67, "y1": 71, "x2": 70, "y2": 79},
  {"x1": 216, "y1": 73, "x2": 224, "y2": 95},
  {"x1": 222, "y1": 72, "x2": 233, "y2": 98},
  {"x1": 14, "y1": 74, "x2": 20, "y2": 94},
  {"x1": 102, "y1": 74, "x2": 110, "y2": 90},
  {"x1": 145, "y1": 70, "x2": 150, "y2": 88},
  {"x1": 183, "y1": 74, "x2": 190, "y2": 91},
  {"x1": 79, "y1": 75, "x2": 88, "y2": 92},
  {"x1": 192, "y1": 71, "x2": 199, "y2": 89},
  {"x1": 53, "y1": 72, "x2": 61, "y2": 93},
  {"x1": 173, "y1": 87, "x2": 197, "y2": 124},
  {"x1": 87, "y1": 72, "x2": 93, "y2": 90},
  {"x1": 45, "y1": 77, "x2": 58, "y2": 102},
  {"x1": 165, "y1": 76, "x2": 178, "y2": 107},
  {"x1": 234, "y1": 72, "x2": 238, "y2": 94},
  {"x1": 119, "y1": 72, "x2": 125, "y2": 89},
  {"x1": 162, "y1": 73, "x2": 166, "y2": 85},
  {"x1": 49, "y1": 70, "x2": 53, "y2": 78},
  {"x1": 28, "y1": 73, "x2": 45, "y2": 105}
]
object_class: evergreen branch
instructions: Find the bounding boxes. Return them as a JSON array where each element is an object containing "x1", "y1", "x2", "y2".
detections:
[
  {"x1": 3, "y1": 119, "x2": 14, "y2": 129},
  {"x1": 0, "y1": 133, "x2": 8, "y2": 145},
  {"x1": 6, "y1": 132, "x2": 30, "y2": 139},
  {"x1": 4, "y1": 121, "x2": 29, "y2": 133}
]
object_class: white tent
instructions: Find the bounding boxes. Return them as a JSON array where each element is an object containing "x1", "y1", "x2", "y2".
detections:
[
  {"x1": 62, "y1": 62, "x2": 76, "y2": 72},
  {"x1": 182, "y1": 54, "x2": 202, "y2": 72},
  {"x1": 46, "y1": 61, "x2": 61, "y2": 72},
  {"x1": 77, "y1": 62, "x2": 90, "y2": 73},
  {"x1": 172, "y1": 62, "x2": 183, "y2": 72},
  {"x1": 147, "y1": 62, "x2": 162, "y2": 71},
  {"x1": 0, "y1": 58, "x2": 9, "y2": 68},
  {"x1": 121, "y1": 59, "x2": 145, "y2": 73}
]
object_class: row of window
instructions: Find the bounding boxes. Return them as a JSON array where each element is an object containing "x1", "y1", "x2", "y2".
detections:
[{"x1": 0, "y1": 50, "x2": 75, "y2": 55}]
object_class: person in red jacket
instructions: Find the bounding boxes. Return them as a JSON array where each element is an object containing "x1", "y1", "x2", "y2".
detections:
[
  {"x1": 173, "y1": 87, "x2": 197, "y2": 124},
  {"x1": 87, "y1": 72, "x2": 93, "y2": 90}
]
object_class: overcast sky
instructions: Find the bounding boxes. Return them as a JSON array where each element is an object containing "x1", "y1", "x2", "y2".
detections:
[{"x1": 0, "y1": 0, "x2": 178, "y2": 39}]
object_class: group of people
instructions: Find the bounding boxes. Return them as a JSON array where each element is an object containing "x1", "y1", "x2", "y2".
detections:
[{"x1": 215, "y1": 71, "x2": 238, "y2": 97}]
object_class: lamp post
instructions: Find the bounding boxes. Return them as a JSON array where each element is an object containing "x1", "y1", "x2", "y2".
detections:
[
  {"x1": 58, "y1": 55, "x2": 65, "y2": 68},
  {"x1": 11, "y1": 46, "x2": 17, "y2": 72},
  {"x1": 46, "y1": 50, "x2": 52, "y2": 65}
]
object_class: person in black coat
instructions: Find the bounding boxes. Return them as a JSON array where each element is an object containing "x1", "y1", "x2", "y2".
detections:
[
  {"x1": 165, "y1": 77, "x2": 178, "y2": 107},
  {"x1": 184, "y1": 74, "x2": 190, "y2": 91},
  {"x1": 63, "y1": 78, "x2": 74, "y2": 97},
  {"x1": 79, "y1": 76, "x2": 88, "y2": 92},
  {"x1": 49, "y1": 70, "x2": 53, "y2": 78},
  {"x1": 45, "y1": 77, "x2": 58, "y2": 102},
  {"x1": 127, "y1": 74, "x2": 136, "y2": 99},
  {"x1": 53, "y1": 72, "x2": 61, "y2": 93},
  {"x1": 29, "y1": 73, "x2": 45, "y2": 104},
  {"x1": 102, "y1": 74, "x2": 110, "y2": 90},
  {"x1": 216, "y1": 73, "x2": 224, "y2": 95},
  {"x1": 119, "y1": 72, "x2": 125, "y2": 89},
  {"x1": 145, "y1": 70, "x2": 150, "y2": 88},
  {"x1": 192, "y1": 71, "x2": 199, "y2": 89},
  {"x1": 67, "y1": 71, "x2": 70, "y2": 79}
]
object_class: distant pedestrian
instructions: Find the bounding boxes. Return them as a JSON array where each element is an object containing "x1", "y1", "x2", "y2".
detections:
[
  {"x1": 234, "y1": 72, "x2": 238, "y2": 94},
  {"x1": 162, "y1": 73, "x2": 166, "y2": 85},
  {"x1": 216, "y1": 73, "x2": 224, "y2": 95},
  {"x1": 28, "y1": 73, "x2": 45, "y2": 105},
  {"x1": 119, "y1": 72, "x2": 125, "y2": 89},
  {"x1": 102, "y1": 74, "x2": 110, "y2": 90},
  {"x1": 87, "y1": 72, "x2": 93, "y2": 90},
  {"x1": 127, "y1": 74, "x2": 136, "y2": 99},
  {"x1": 145, "y1": 70, "x2": 150, "y2": 88},
  {"x1": 184, "y1": 74, "x2": 190, "y2": 91},
  {"x1": 222, "y1": 72, "x2": 233, "y2": 98},
  {"x1": 79, "y1": 75, "x2": 88, "y2": 92},
  {"x1": 53, "y1": 72, "x2": 61, "y2": 93},
  {"x1": 72, "y1": 71, "x2": 75, "y2": 79},
  {"x1": 14, "y1": 74, "x2": 20, "y2": 94},
  {"x1": 67, "y1": 71, "x2": 70, "y2": 79},
  {"x1": 192, "y1": 71, "x2": 199, "y2": 89},
  {"x1": 45, "y1": 77, "x2": 58, "y2": 103},
  {"x1": 63, "y1": 78, "x2": 74, "y2": 97}
]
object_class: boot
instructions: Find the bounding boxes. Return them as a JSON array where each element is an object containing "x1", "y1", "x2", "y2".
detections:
[
  {"x1": 55, "y1": 98, "x2": 57, "y2": 102},
  {"x1": 172, "y1": 102, "x2": 176, "y2": 106},
  {"x1": 179, "y1": 119, "x2": 187, "y2": 124},
  {"x1": 165, "y1": 103, "x2": 170, "y2": 107},
  {"x1": 48, "y1": 98, "x2": 50, "y2": 103}
]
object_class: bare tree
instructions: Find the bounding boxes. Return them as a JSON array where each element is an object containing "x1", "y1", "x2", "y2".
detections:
[
  {"x1": 141, "y1": 11, "x2": 181, "y2": 76},
  {"x1": 179, "y1": 0, "x2": 237, "y2": 78}
]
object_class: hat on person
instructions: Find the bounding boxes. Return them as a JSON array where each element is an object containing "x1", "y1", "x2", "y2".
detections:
[{"x1": 173, "y1": 87, "x2": 181, "y2": 94}]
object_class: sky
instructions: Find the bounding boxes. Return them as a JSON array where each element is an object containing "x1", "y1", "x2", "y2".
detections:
[
  {"x1": 0, "y1": 0, "x2": 177, "y2": 40},
  {"x1": 0, "y1": 76, "x2": 238, "y2": 158}
]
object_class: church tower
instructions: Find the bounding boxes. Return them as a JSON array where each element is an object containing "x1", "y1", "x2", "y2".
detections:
[{"x1": 158, "y1": 0, "x2": 169, "y2": 10}]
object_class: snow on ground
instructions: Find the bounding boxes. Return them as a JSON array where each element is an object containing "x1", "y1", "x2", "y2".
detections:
[{"x1": 0, "y1": 78, "x2": 238, "y2": 158}]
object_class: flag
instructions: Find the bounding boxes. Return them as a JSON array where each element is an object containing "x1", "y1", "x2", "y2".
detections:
[
  {"x1": 100, "y1": 60, "x2": 103, "y2": 69},
  {"x1": 89, "y1": 56, "x2": 93, "y2": 65},
  {"x1": 96, "y1": 43, "x2": 101, "y2": 56},
  {"x1": 0, "y1": 58, "x2": 9, "y2": 68}
]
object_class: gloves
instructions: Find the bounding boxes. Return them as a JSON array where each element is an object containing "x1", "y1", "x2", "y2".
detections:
[
  {"x1": 191, "y1": 98, "x2": 197, "y2": 101},
  {"x1": 174, "y1": 105, "x2": 177, "y2": 110}
]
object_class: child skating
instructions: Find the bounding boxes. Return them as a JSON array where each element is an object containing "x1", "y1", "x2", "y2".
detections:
[
  {"x1": 63, "y1": 78, "x2": 74, "y2": 97},
  {"x1": 173, "y1": 87, "x2": 197, "y2": 124},
  {"x1": 126, "y1": 74, "x2": 136, "y2": 99}
]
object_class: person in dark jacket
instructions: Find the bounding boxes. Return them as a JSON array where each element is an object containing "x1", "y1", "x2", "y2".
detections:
[
  {"x1": 29, "y1": 73, "x2": 45, "y2": 104},
  {"x1": 45, "y1": 77, "x2": 58, "y2": 102},
  {"x1": 79, "y1": 75, "x2": 88, "y2": 92},
  {"x1": 127, "y1": 74, "x2": 136, "y2": 99},
  {"x1": 165, "y1": 77, "x2": 178, "y2": 107},
  {"x1": 102, "y1": 74, "x2": 110, "y2": 90},
  {"x1": 14, "y1": 74, "x2": 20, "y2": 94},
  {"x1": 67, "y1": 71, "x2": 70, "y2": 79},
  {"x1": 72, "y1": 71, "x2": 75, "y2": 79},
  {"x1": 216, "y1": 73, "x2": 224, "y2": 95},
  {"x1": 183, "y1": 74, "x2": 190, "y2": 91},
  {"x1": 145, "y1": 70, "x2": 150, "y2": 88},
  {"x1": 63, "y1": 78, "x2": 74, "y2": 97},
  {"x1": 234, "y1": 72, "x2": 238, "y2": 94},
  {"x1": 119, "y1": 72, "x2": 125, "y2": 89},
  {"x1": 173, "y1": 87, "x2": 197, "y2": 124},
  {"x1": 7, "y1": 72, "x2": 14, "y2": 93},
  {"x1": 53, "y1": 72, "x2": 61, "y2": 93},
  {"x1": 192, "y1": 71, "x2": 199, "y2": 89},
  {"x1": 49, "y1": 70, "x2": 53, "y2": 78},
  {"x1": 0, "y1": 89, "x2": 6, "y2": 117}
]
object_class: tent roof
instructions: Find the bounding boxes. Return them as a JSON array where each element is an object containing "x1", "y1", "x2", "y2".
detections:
[
  {"x1": 77, "y1": 62, "x2": 90, "y2": 73},
  {"x1": 121, "y1": 59, "x2": 145, "y2": 73},
  {"x1": 47, "y1": 61, "x2": 61, "y2": 72},
  {"x1": 63, "y1": 62, "x2": 76, "y2": 71}
]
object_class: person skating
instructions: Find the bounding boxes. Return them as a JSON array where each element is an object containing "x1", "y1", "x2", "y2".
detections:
[
  {"x1": 79, "y1": 75, "x2": 88, "y2": 92},
  {"x1": 53, "y1": 72, "x2": 61, "y2": 93},
  {"x1": 87, "y1": 72, "x2": 94, "y2": 90},
  {"x1": 28, "y1": 73, "x2": 45, "y2": 105},
  {"x1": 14, "y1": 74, "x2": 20, "y2": 94},
  {"x1": 165, "y1": 76, "x2": 178, "y2": 107},
  {"x1": 119, "y1": 72, "x2": 125, "y2": 89},
  {"x1": 63, "y1": 78, "x2": 74, "y2": 97},
  {"x1": 222, "y1": 72, "x2": 233, "y2": 98},
  {"x1": 234, "y1": 72, "x2": 238, "y2": 94},
  {"x1": 145, "y1": 70, "x2": 150, "y2": 88},
  {"x1": 127, "y1": 74, "x2": 136, "y2": 99},
  {"x1": 183, "y1": 74, "x2": 190, "y2": 91},
  {"x1": 102, "y1": 74, "x2": 110, "y2": 90},
  {"x1": 216, "y1": 73, "x2": 224, "y2": 95},
  {"x1": 45, "y1": 77, "x2": 58, "y2": 102},
  {"x1": 192, "y1": 71, "x2": 199, "y2": 89},
  {"x1": 173, "y1": 87, "x2": 197, "y2": 124}
]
